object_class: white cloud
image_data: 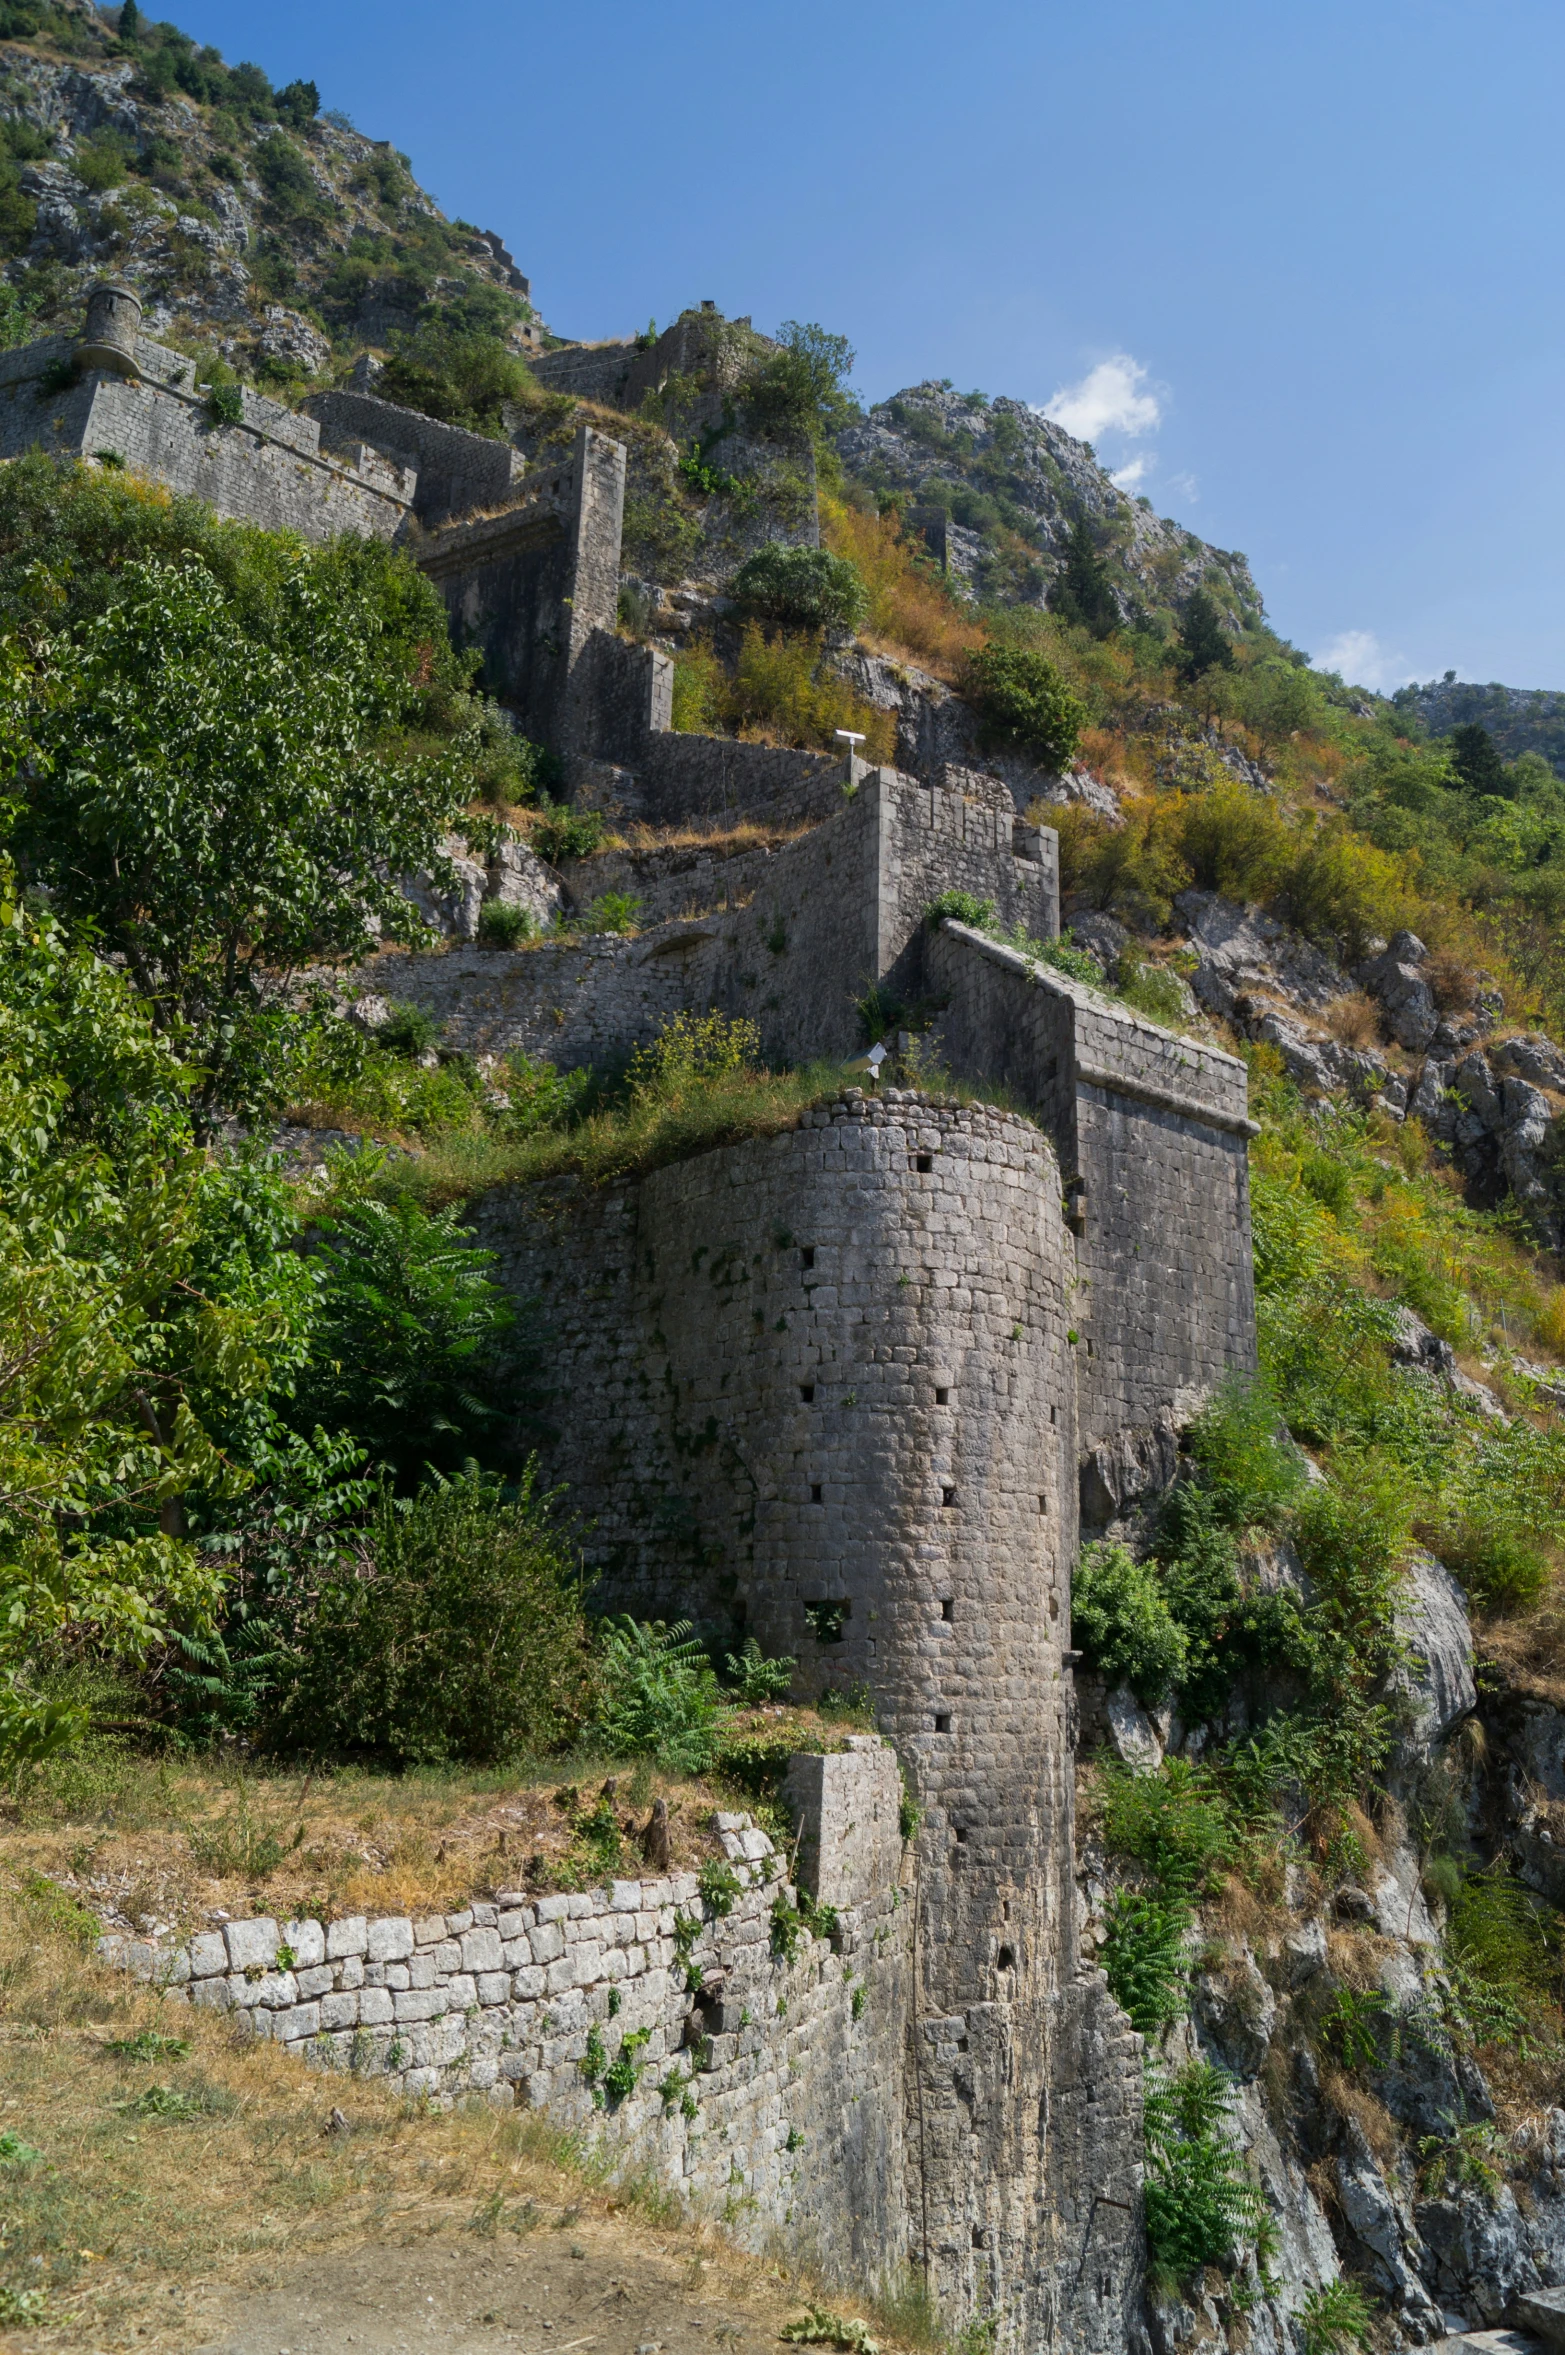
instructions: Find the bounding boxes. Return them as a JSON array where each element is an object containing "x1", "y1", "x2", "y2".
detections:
[
  {"x1": 1315, "y1": 629, "x2": 1404, "y2": 692},
  {"x1": 1166, "y1": 470, "x2": 1199, "y2": 506},
  {"x1": 1110, "y1": 453, "x2": 1152, "y2": 493},
  {"x1": 1041, "y1": 354, "x2": 1161, "y2": 444}
]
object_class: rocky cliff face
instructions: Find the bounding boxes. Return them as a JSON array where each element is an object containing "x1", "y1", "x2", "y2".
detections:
[
  {"x1": 1081, "y1": 1527, "x2": 1565, "y2": 2355},
  {"x1": 0, "y1": 2, "x2": 538, "y2": 380},
  {"x1": 837, "y1": 379, "x2": 1262, "y2": 624}
]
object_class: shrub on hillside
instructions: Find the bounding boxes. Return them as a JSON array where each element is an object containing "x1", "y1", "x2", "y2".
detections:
[
  {"x1": 376, "y1": 320, "x2": 534, "y2": 440},
  {"x1": 592, "y1": 1617, "x2": 729, "y2": 1772},
  {"x1": 732, "y1": 542, "x2": 867, "y2": 635},
  {"x1": 626, "y1": 1009, "x2": 760, "y2": 1103},
  {"x1": 270, "y1": 1470, "x2": 591, "y2": 1765},
  {"x1": 1183, "y1": 1375, "x2": 1305, "y2": 1531},
  {"x1": 1144, "y1": 2061, "x2": 1266, "y2": 2276},
  {"x1": 963, "y1": 643, "x2": 1086, "y2": 773},
  {"x1": 1275, "y1": 825, "x2": 1416, "y2": 959},
  {"x1": 1072, "y1": 1540, "x2": 1187, "y2": 1704},
  {"x1": 1175, "y1": 783, "x2": 1293, "y2": 901}
]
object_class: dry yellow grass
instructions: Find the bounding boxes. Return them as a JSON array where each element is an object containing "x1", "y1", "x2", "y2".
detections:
[
  {"x1": 0, "y1": 1714, "x2": 840, "y2": 1941},
  {"x1": 1322, "y1": 991, "x2": 1380, "y2": 1048},
  {"x1": 818, "y1": 495, "x2": 984, "y2": 683}
]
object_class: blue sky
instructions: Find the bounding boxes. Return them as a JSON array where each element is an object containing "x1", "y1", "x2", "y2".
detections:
[{"x1": 170, "y1": 0, "x2": 1565, "y2": 695}]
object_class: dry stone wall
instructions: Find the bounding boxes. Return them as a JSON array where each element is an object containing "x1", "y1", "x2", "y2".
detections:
[{"x1": 97, "y1": 1762, "x2": 915, "y2": 2293}]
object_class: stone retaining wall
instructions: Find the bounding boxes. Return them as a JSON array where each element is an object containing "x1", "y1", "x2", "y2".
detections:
[{"x1": 99, "y1": 1753, "x2": 915, "y2": 2292}]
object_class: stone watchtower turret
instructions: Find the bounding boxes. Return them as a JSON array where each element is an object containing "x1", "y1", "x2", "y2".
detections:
[{"x1": 74, "y1": 280, "x2": 143, "y2": 378}]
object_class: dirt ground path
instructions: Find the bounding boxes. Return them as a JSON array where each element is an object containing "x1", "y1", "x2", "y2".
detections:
[{"x1": 188, "y1": 2214, "x2": 801, "y2": 2355}]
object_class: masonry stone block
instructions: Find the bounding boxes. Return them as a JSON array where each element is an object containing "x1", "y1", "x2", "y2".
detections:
[
  {"x1": 189, "y1": 1932, "x2": 228, "y2": 1978},
  {"x1": 366, "y1": 1917, "x2": 414, "y2": 1963},
  {"x1": 326, "y1": 1915, "x2": 367, "y2": 1959},
  {"x1": 784, "y1": 1741, "x2": 904, "y2": 1911},
  {"x1": 225, "y1": 1918, "x2": 278, "y2": 1972},
  {"x1": 460, "y1": 1926, "x2": 504, "y2": 1973}
]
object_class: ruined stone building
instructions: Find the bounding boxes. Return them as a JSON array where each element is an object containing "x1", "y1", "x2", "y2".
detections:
[{"x1": 16, "y1": 285, "x2": 1265, "y2": 2354}]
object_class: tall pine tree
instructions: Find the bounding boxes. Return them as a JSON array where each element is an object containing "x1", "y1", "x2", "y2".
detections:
[
  {"x1": 1448, "y1": 722, "x2": 1512, "y2": 799},
  {"x1": 1176, "y1": 588, "x2": 1236, "y2": 683},
  {"x1": 1046, "y1": 511, "x2": 1121, "y2": 640}
]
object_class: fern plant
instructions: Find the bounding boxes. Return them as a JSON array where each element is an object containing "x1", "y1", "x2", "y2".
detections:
[
  {"x1": 592, "y1": 1617, "x2": 729, "y2": 1772},
  {"x1": 1299, "y1": 2280, "x2": 1375, "y2": 2355},
  {"x1": 1143, "y1": 2061, "x2": 1267, "y2": 2278}
]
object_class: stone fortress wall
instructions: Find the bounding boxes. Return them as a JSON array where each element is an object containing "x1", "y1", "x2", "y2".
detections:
[
  {"x1": 19, "y1": 284, "x2": 1260, "y2": 2355},
  {"x1": 925, "y1": 922, "x2": 1257, "y2": 1455},
  {"x1": 470, "y1": 1091, "x2": 1146, "y2": 2355},
  {"x1": 0, "y1": 295, "x2": 417, "y2": 543},
  {"x1": 363, "y1": 767, "x2": 1057, "y2": 1071}
]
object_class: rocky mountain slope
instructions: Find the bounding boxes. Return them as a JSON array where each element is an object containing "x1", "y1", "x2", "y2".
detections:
[
  {"x1": 1397, "y1": 678, "x2": 1565, "y2": 782},
  {"x1": 837, "y1": 378, "x2": 1262, "y2": 626},
  {"x1": 0, "y1": 0, "x2": 540, "y2": 383}
]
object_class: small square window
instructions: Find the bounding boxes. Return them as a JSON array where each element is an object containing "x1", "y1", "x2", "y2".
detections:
[
  {"x1": 801, "y1": 1246, "x2": 815, "y2": 1270},
  {"x1": 941, "y1": 1486, "x2": 956, "y2": 1508},
  {"x1": 934, "y1": 1711, "x2": 951, "y2": 1733},
  {"x1": 799, "y1": 1383, "x2": 815, "y2": 1403},
  {"x1": 810, "y1": 1482, "x2": 823, "y2": 1504},
  {"x1": 916, "y1": 1154, "x2": 932, "y2": 1174},
  {"x1": 935, "y1": 1386, "x2": 950, "y2": 1405},
  {"x1": 953, "y1": 1824, "x2": 967, "y2": 1842},
  {"x1": 805, "y1": 1599, "x2": 848, "y2": 1643},
  {"x1": 1038, "y1": 1494, "x2": 1047, "y2": 1513},
  {"x1": 940, "y1": 1598, "x2": 955, "y2": 1622}
]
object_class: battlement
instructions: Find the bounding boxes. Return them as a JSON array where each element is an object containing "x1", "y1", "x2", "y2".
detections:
[{"x1": 0, "y1": 291, "x2": 418, "y2": 542}]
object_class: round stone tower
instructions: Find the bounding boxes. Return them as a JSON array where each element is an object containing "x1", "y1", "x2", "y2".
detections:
[{"x1": 74, "y1": 281, "x2": 142, "y2": 378}]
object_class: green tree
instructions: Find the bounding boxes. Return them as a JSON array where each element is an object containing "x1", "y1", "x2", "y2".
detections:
[
  {"x1": 285, "y1": 1197, "x2": 533, "y2": 1487},
  {"x1": 1046, "y1": 511, "x2": 1121, "y2": 639},
  {"x1": 274, "y1": 77, "x2": 320, "y2": 130},
  {"x1": 742, "y1": 321, "x2": 858, "y2": 446},
  {"x1": 0, "y1": 846, "x2": 316, "y2": 1765},
  {"x1": 963, "y1": 642, "x2": 1087, "y2": 772},
  {"x1": 16, "y1": 558, "x2": 470, "y2": 1115},
  {"x1": 1449, "y1": 720, "x2": 1512, "y2": 799},
  {"x1": 1176, "y1": 588, "x2": 1236, "y2": 682},
  {"x1": 376, "y1": 319, "x2": 533, "y2": 438}
]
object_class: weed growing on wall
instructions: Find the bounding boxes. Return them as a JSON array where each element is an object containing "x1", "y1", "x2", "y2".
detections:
[{"x1": 1143, "y1": 2061, "x2": 1268, "y2": 2280}]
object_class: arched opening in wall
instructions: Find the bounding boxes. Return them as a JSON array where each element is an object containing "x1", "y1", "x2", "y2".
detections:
[{"x1": 997, "y1": 1945, "x2": 1015, "y2": 1972}]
